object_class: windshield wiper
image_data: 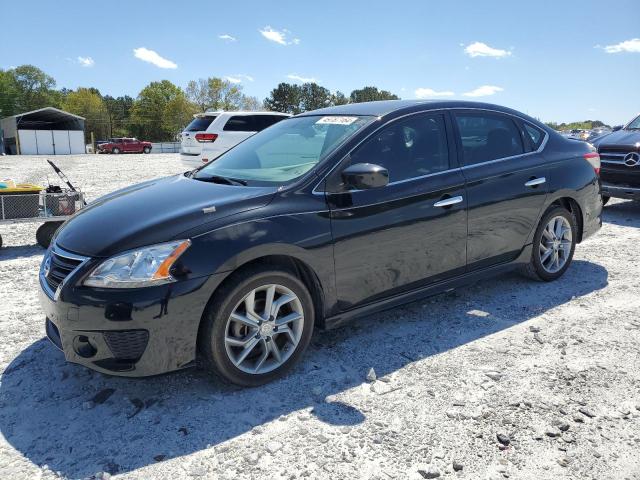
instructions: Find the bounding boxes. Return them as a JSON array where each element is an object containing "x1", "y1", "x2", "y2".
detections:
[{"x1": 194, "y1": 174, "x2": 247, "y2": 186}]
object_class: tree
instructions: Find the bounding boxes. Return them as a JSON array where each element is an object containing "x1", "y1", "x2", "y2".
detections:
[
  {"x1": 62, "y1": 88, "x2": 110, "y2": 143},
  {"x1": 264, "y1": 82, "x2": 303, "y2": 114},
  {"x1": 130, "y1": 80, "x2": 196, "y2": 141},
  {"x1": 299, "y1": 83, "x2": 333, "y2": 112},
  {"x1": 240, "y1": 95, "x2": 262, "y2": 111},
  {"x1": 185, "y1": 77, "x2": 248, "y2": 111},
  {"x1": 11, "y1": 65, "x2": 60, "y2": 112},
  {"x1": 331, "y1": 91, "x2": 349, "y2": 106},
  {"x1": 349, "y1": 86, "x2": 399, "y2": 103},
  {"x1": 0, "y1": 69, "x2": 18, "y2": 118},
  {"x1": 103, "y1": 95, "x2": 134, "y2": 137}
]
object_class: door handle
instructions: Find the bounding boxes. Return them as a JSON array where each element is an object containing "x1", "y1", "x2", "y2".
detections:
[
  {"x1": 524, "y1": 177, "x2": 546, "y2": 187},
  {"x1": 433, "y1": 196, "x2": 463, "y2": 208}
]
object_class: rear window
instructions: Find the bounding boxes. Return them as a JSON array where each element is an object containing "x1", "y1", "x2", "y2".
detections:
[
  {"x1": 224, "y1": 116, "x2": 257, "y2": 132},
  {"x1": 185, "y1": 116, "x2": 216, "y2": 132},
  {"x1": 455, "y1": 113, "x2": 525, "y2": 165},
  {"x1": 254, "y1": 115, "x2": 287, "y2": 132}
]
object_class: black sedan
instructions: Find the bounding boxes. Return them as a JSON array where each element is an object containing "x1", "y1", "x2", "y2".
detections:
[
  {"x1": 592, "y1": 113, "x2": 640, "y2": 204},
  {"x1": 39, "y1": 100, "x2": 602, "y2": 386}
]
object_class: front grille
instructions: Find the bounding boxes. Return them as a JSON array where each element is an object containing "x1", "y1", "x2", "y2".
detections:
[
  {"x1": 44, "y1": 247, "x2": 86, "y2": 292},
  {"x1": 601, "y1": 162, "x2": 640, "y2": 187},
  {"x1": 104, "y1": 330, "x2": 149, "y2": 360}
]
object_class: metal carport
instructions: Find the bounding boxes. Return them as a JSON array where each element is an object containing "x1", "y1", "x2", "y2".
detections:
[{"x1": 0, "y1": 107, "x2": 86, "y2": 155}]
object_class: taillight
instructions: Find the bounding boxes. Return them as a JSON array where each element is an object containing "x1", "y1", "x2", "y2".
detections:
[
  {"x1": 195, "y1": 133, "x2": 217, "y2": 143},
  {"x1": 584, "y1": 152, "x2": 600, "y2": 176}
]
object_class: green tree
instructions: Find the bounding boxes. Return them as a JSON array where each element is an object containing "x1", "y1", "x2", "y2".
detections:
[
  {"x1": 103, "y1": 95, "x2": 134, "y2": 137},
  {"x1": 299, "y1": 83, "x2": 332, "y2": 112},
  {"x1": 331, "y1": 91, "x2": 349, "y2": 106},
  {"x1": 0, "y1": 69, "x2": 18, "y2": 118},
  {"x1": 349, "y1": 86, "x2": 399, "y2": 103},
  {"x1": 185, "y1": 77, "x2": 248, "y2": 111},
  {"x1": 62, "y1": 88, "x2": 110, "y2": 143},
  {"x1": 264, "y1": 82, "x2": 303, "y2": 114},
  {"x1": 11, "y1": 65, "x2": 60, "y2": 112},
  {"x1": 130, "y1": 80, "x2": 196, "y2": 141}
]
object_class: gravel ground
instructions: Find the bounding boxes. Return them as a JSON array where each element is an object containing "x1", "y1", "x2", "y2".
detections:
[{"x1": 0, "y1": 154, "x2": 639, "y2": 480}]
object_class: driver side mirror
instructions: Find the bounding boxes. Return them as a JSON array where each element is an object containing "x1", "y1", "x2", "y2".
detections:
[
  {"x1": 612, "y1": 125, "x2": 623, "y2": 132},
  {"x1": 342, "y1": 163, "x2": 389, "y2": 190}
]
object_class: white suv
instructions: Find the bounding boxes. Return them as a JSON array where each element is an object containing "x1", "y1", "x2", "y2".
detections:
[{"x1": 180, "y1": 111, "x2": 291, "y2": 168}]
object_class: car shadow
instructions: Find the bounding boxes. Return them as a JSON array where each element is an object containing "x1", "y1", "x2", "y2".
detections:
[
  {"x1": 0, "y1": 260, "x2": 608, "y2": 478},
  {"x1": 0, "y1": 243, "x2": 43, "y2": 259},
  {"x1": 603, "y1": 199, "x2": 640, "y2": 228}
]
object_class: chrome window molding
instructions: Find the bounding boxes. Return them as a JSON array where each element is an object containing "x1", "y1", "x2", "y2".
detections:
[{"x1": 312, "y1": 107, "x2": 549, "y2": 195}]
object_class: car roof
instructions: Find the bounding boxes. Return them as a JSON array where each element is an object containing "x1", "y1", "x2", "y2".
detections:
[
  {"x1": 296, "y1": 100, "x2": 534, "y2": 120},
  {"x1": 198, "y1": 111, "x2": 291, "y2": 117}
]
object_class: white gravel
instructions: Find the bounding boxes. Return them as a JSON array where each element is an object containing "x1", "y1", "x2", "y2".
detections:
[{"x1": 1, "y1": 154, "x2": 639, "y2": 480}]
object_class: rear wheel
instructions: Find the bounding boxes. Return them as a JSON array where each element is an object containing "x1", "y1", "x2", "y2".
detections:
[
  {"x1": 36, "y1": 221, "x2": 64, "y2": 248},
  {"x1": 601, "y1": 195, "x2": 610, "y2": 206},
  {"x1": 112, "y1": 147, "x2": 120, "y2": 154},
  {"x1": 199, "y1": 266, "x2": 315, "y2": 386},
  {"x1": 521, "y1": 206, "x2": 577, "y2": 282}
]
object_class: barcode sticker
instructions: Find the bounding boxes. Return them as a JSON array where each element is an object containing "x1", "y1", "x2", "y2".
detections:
[{"x1": 316, "y1": 116, "x2": 358, "y2": 125}]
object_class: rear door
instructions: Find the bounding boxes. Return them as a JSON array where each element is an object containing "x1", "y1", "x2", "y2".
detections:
[
  {"x1": 453, "y1": 110, "x2": 549, "y2": 270},
  {"x1": 180, "y1": 115, "x2": 216, "y2": 155},
  {"x1": 328, "y1": 112, "x2": 468, "y2": 310}
]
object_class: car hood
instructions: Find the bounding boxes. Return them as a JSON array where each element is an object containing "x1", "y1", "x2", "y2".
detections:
[
  {"x1": 593, "y1": 129, "x2": 640, "y2": 150},
  {"x1": 55, "y1": 174, "x2": 276, "y2": 257}
]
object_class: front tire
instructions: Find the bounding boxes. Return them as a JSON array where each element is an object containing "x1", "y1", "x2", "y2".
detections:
[
  {"x1": 199, "y1": 266, "x2": 315, "y2": 386},
  {"x1": 143, "y1": 147, "x2": 151, "y2": 154},
  {"x1": 521, "y1": 206, "x2": 577, "y2": 282},
  {"x1": 112, "y1": 147, "x2": 120, "y2": 154}
]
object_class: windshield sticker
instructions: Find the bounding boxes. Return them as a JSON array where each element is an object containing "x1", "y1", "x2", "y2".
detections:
[{"x1": 316, "y1": 116, "x2": 359, "y2": 125}]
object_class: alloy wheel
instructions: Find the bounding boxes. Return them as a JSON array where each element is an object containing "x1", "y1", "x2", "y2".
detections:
[
  {"x1": 224, "y1": 284, "x2": 304, "y2": 374},
  {"x1": 539, "y1": 215, "x2": 572, "y2": 273}
]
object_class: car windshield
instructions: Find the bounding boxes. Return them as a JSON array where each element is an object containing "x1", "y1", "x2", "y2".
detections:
[
  {"x1": 193, "y1": 115, "x2": 372, "y2": 186},
  {"x1": 626, "y1": 115, "x2": 640, "y2": 130}
]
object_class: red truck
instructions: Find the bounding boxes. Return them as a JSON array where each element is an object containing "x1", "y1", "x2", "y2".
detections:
[{"x1": 97, "y1": 138, "x2": 152, "y2": 154}]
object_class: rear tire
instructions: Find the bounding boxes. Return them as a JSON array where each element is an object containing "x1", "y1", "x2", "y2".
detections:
[
  {"x1": 199, "y1": 265, "x2": 315, "y2": 387},
  {"x1": 601, "y1": 195, "x2": 610, "y2": 206},
  {"x1": 520, "y1": 206, "x2": 577, "y2": 282},
  {"x1": 36, "y1": 221, "x2": 63, "y2": 248}
]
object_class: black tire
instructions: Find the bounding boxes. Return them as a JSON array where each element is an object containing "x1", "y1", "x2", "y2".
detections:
[
  {"x1": 36, "y1": 221, "x2": 64, "y2": 248},
  {"x1": 143, "y1": 147, "x2": 151, "y2": 154},
  {"x1": 601, "y1": 195, "x2": 610, "y2": 206},
  {"x1": 112, "y1": 147, "x2": 120, "y2": 154},
  {"x1": 199, "y1": 265, "x2": 315, "y2": 387},
  {"x1": 521, "y1": 206, "x2": 577, "y2": 282}
]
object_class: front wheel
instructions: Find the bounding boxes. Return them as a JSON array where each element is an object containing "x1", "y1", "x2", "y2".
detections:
[
  {"x1": 112, "y1": 147, "x2": 120, "y2": 154},
  {"x1": 199, "y1": 266, "x2": 315, "y2": 386},
  {"x1": 521, "y1": 206, "x2": 577, "y2": 282},
  {"x1": 143, "y1": 147, "x2": 151, "y2": 154}
]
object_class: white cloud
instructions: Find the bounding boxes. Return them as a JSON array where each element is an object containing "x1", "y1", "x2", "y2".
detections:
[
  {"x1": 77, "y1": 56, "x2": 94, "y2": 67},
  {"x1": 259, "y1": 26, "x2": 299, "y2": 46},
  {"x1": 464, "y1": 42, "x2": 511, "y2": 58},
  {"x1": 463, "y1": 85, "x2": 504, "y2": 97},
  {"x1": 225, "y1": 74, "x2": 254, "y2": 84},
  {"x1": 218, "y1": 34, "x2": 236, "y2": 42},
  {"x1": 287, "y1": 74, "x2": 317, "y2": 83},
  {"x1": 602, "y1": 38, "x2": 640, "y2": 53},
  {"x1": 133, "y1": 47, "x2": 177, "y2": 69},
  {"x1": 414, "y1": 88, "x2": 455, "y2": 99}
]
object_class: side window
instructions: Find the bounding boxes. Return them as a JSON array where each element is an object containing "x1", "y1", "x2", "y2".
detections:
[
  {"x1": 524, "y1": 123, "x2": 544, "y2": 149},
  {"x1": 223, "y1": 116, "x2": 256, "y2": 132},
  {"x1": 455, "y1": 113, "x2": 524, "y2": 166},
  {"x1": 350, "y1": 114, "x2": 450, "y2": 183},
  {"x1": 256, "y1": 115, "x2": 287, "y2": 131}
]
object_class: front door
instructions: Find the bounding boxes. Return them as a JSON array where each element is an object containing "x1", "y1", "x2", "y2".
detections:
[
  {"x1": 452, "y1": 110, "x2": 549, "y2": 270},
  {"x1": 327, "y1": 112, "x2": 468, "y2": 310}
]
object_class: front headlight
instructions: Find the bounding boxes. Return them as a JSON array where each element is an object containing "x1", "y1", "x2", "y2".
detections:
[{"x1": 83, "y1": 239, "x2": 191, "y2": 288}]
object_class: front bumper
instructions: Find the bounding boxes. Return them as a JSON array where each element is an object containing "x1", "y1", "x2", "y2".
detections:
[
  {"x1": 38, "y1": 246, "x2": 226, "y2": 377},
  {"x1": 601, "y1": 183, "x2": 640, "y2": 201}
]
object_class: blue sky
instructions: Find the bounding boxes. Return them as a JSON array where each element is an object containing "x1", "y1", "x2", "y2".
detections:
[{"x1": 2, "y1": 0, "x2": 639, "y2": 125}]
